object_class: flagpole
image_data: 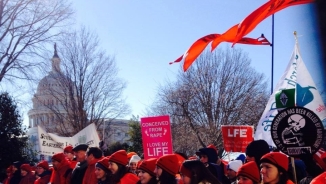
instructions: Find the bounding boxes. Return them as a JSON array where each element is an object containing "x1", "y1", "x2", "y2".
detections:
[{"x1": 271, "y1": 14, "x2": 275, "y2": 94}]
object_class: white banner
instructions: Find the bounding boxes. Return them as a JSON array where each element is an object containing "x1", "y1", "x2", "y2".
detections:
[
  {"x1": 37, "y1": 123, "x2": 100, "y2": 156},
  {"x1": 254, "y1": 41, "x2": 326, "y2": 146}
]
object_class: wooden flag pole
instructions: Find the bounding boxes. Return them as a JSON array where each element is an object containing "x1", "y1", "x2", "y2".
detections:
[{"x1": 291, "y1": 157, "x2": 298, "y2": 184}]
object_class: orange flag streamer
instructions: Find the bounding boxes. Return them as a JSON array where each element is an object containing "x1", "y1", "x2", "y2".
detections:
[
  {"x1": 233, "y1": 0, "x2": 314, "y2": 45},
  {"x1": 170, "y1": 33, "x2": 271, "y2": 71}
]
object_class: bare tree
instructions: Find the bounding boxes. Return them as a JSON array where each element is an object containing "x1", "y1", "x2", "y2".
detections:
[
  {"x1": 152, "y1": 48, "x2": 269, "y2": 150},
  {"x1": 34, "y1": 27, "x2": 130, "y2": 136},
  {"x1": 0, "y1": 0, "x2": 73, "y2": 83}
]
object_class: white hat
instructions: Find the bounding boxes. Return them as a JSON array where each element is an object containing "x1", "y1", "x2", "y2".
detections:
[
  {"x1": 129, "y1": 155, "x2": 141, "y2": 165},
  {"x1": 227, "y1": 160, "x2": 243, "y2": 172}
]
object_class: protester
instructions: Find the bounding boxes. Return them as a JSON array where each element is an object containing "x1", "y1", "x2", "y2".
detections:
[
  {"x1": 129, "y1": 155, "x2": 141, "y2": 174},
  {"x1": 82, "y1": 147, "x2": 103, "y2": 184},
  {"x1": 10, "y1": 161, "x2": 22, "y2": 184},
  {"x1": 71, "y1": 144, "x2": 88, "y2": 184},
  {"x1": 207, "y1": 144, "x2": 228, "y2": 179},
  {"x1": 64, "y1": 145, "x2": 77, "y2": 169},
  {"x1": 260, "y1": 152, "x2": 294, "y2": 184},
  {"x1": 180, "y1": 160, "x2": 220, "y2": 184},
  {"x1": 127, "y1": 152, "x2": 137, "y2": 162},
  {"x1": 137, "y1": 158, "x2": 158, "y2": 184},
  {"x1": 236, "y1": 161, "x2": 260, "y2": 184},
  {"x1": 19, "y1": 164, "x2": 36, "y2": 184},
  {"x1": 34, "y1": 161, "x2": 52, "y2": 184},
  {"x1": 154, "y1": 154, "x2": 179, "y2": 184},
  {"x1": 51, "y1": 152, "x2": 72, "y2": 184},
  {"x1": 245, "y1": 140, "x2": 270, "y2": 168},
  {"x1": 108, "y1": 150, "x2": 139, "y2": 184},
  {"x1": 226, "y1": 160, "x2": 242, "y2": 184},
  {"x1": 3, "y1": 166, "x2": 13, "y2": 184},
  {"x1": 95, "y1": 157, "x2": 111, "y2": 184}
]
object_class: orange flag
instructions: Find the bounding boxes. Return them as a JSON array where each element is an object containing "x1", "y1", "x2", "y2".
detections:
[
  {"x1": 233, "y1": 0, "x2": 314, "y2": 45},
  {"x1": 211, "y1": 24, "x2": 238, "y2": 51},
  {"x1": 170, "y1": 33, "x2": 270, "y2": 71}
]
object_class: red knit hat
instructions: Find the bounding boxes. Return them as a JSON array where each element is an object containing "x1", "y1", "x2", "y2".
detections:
[
  {"x1": 37, "y1": 160, "x2": 49, "y2": 170},
  {"x1": 109, "y1": 150, "x2": 128, "y2": 166},
  {"x1": 127, "y1": 152, "x2": 137, "y2": 159},
  {"x1": 156, "y1": 154, "x2": 179, "y2": 176},
  {"x1": 237, "y1": 161, "x2": 260, "y2": 183},
  {"x1": 64, "y1": 145, "x2": 74, "y2": 153},
  {"x1": 52, "y1": 152, "x2": 65, "y2": 163},
  {"x1": 20, "y1": 164, "x2": 32, "y2": 172},
  {"x1": 260, "y1": 152, "x2": 289, "y2": 171},
  {"x1": 139, "y1": 158, "x2": 157, "y2": 176}
]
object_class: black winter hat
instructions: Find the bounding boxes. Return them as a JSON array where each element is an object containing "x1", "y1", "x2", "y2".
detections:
[
  {"x1": 196, "y1": 148, "x2": 218, "y2": 163},
  {"x1": 245, "y1": 140, "x2": 270, "y2": 164}
]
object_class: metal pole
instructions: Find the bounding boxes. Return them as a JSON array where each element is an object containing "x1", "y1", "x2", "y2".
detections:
[{"x1": 271, "y1": 14, "x2": 275, "y2": 95}]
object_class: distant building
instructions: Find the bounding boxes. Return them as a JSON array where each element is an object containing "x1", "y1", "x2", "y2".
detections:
[{"x1": 27, "y1": 45, "x2": 131, "y2": 161}]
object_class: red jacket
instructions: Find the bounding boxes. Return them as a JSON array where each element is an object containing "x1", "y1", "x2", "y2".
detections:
[
  {"x1": 311, "y1": 172, "x2": 326, "y2": 184},
  {"x1": 34, "y1": 171, "x2": 51, "y2": 184},
  {"x1": 82, "y1": 158, "x2": 101, "y2": 184},
  {"x1": 19, "y1": 172, "x2": 36, "y2": 184},
  {"x1": 119, "y1": 173, "x2": 139, "y2": 184},
  {"x1": 52, "y1": 160, "x2": 72, "y2": 184}
]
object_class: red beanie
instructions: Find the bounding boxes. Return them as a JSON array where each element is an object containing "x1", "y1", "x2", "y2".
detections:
[
  {"x1": 109, "y1": 150, "x2": 128, "y2": 166},
  {"x1": 98, "y1": 157, "x2": 110, "y2": 168},
  {"x1": 139, "y1": 158, "x2": 157, "y2": 176},
  {"x1": 64, "y1": 145, "x2": 73, "y2": 153},
  {"x1": 237, "y1": 161, "x2": 260, "y2": 183},
  {"x1": 156, "y1": 154, "x2": 179, "y2": 176},
  {"x1": 52, "y1": 152, "x2": 65, "y2": 163},
  {"x1": 20, "y1": 164, "x2": 32, "y2": 172},
  {"x1": 260, "y1": 152, "x2": 288, "y2": 171},
  {"x1": 127, "y1": 152, "x2": 137, "y2": 159},
  {"x1": 37, "y1": 160, "x2": 49, "y2": 170}
]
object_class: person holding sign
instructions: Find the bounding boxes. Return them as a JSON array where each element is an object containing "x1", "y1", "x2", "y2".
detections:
[
  {"x1": 260, "y1": 152, "x2": 294, "y2": 184},
  {"x1": 179, "y1": 160, "x2": 220, "y2": 184},
  {"x1": 154, "y1": 154, "x2": 179, "y2": 184},
  {"x1": 108, "y1": 150, "x2": 139, "y2": 184},
  {"x1": 137, "y1": 158, "x2": 158, "y2": 184}
]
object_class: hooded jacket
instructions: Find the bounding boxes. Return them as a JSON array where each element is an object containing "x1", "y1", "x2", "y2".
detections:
[
  {"x1": 52, "y1": 159, "x2": 72, "y2": 184},
  {"x1": 82, "y1": 158, "x2": 102, "y2": 184},
  {"x1": 34, "y1": 170, "x2": 52, "y2": 184}
]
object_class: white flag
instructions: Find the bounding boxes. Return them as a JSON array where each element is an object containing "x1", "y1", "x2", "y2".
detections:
[
  {"x1": 254, "y1": 41, "x2": 326, "y2": 146},
  {"x1": 38, "y1": 126, "x2": 66, "y2": 156}
]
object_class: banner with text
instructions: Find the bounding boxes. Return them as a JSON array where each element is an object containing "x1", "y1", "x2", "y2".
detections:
[
  {"x1": 221, "y1": 125, "x2": 254, "y2": 152},
  {"x1": 37, "y1": 123, "x2": 100, "y2": 156},
  {"x1": 141, "y1": 115, "x2": 173, "y2": 159}
]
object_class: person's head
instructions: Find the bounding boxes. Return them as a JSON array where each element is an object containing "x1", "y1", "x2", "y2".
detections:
[
  {"x1": 237, "y1": 161, "x2": 260, "y2": 184},
  {"x1": 180, "y1": 160, "x2": 220, "y2": 184},
  {"x1": 127, "y1": 152, "x2": 137, "y2": 161},
  {"x1": 195, "y1": 147, "x2": 218, "y2": 164},
  {"x1": 245, "y1": 140, "x2": 270, "y2": 164},
  {"x1": 226, "y1": 160, "x2": 242, "y2": 180},
  {"x1": 86, "y1": 147, "x2": 103, "y2": 164},
  {"x1": 108, "y1": 150, "x2": 128, "y2": 183},
  {"x1": 64, "y1": 145, "x2": 74, "y2": 160},
  {"x1": 72, "y1": 144, "x2": 88, "y2": 162},
  {"x1": 6, "y1": 166, "x2": 12, "y2": 176},
  {"x1": 138, "y1": 158, "x2": 157, "y2": 184},
  {"x1": 52, "y1": 152, "x2": 66, "y2": 170},
  {"x1": 20, "y1": 164, "x2": 32, "y2": 177},
  {"x1": 12, "y1": 161, "x2": 21, "y2": 172},
  {"x1": 36, "y1": 160, "x2": 49, "y2": 175},
  {"x1": 95, "y1": 157, "x2": 110, "y2": 181},
  {"x1": 129, "y1": 155, "x2": 141, "y2": 171},
  {"x1": 155, "y1": 154, "x2": 179, "y2": 184},
  {"x1": 260, "y1": 152, "x2": 289, "y2": 184}
]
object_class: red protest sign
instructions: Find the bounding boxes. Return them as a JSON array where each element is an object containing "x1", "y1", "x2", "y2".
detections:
[
  {"x1": 141, "y1": 115, "x2": 173, "y2": 159},
  {"x1": 221, "y1": 125, "x2": 254, "y2": 152}
]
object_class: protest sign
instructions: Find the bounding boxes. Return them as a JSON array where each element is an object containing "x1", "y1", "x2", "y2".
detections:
[
  {"x1": 141, "y1": 115, "x2": 173, "y2": 159},
  {"x1": 221, "y1": 125, "x2": 254, "y2": 152}
]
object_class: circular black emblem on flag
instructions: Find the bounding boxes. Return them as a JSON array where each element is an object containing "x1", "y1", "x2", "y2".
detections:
[{"x1": 271, "y1": 106, "x2": 324, "y2": 156}]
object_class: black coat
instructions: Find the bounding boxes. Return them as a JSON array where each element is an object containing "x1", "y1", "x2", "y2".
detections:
[
  {"x1": 9, "y1": 170, "x2": 21, "y2": 184},
  {"x1": 71, "y1": 160, "x2": 88, "y2": 184}
]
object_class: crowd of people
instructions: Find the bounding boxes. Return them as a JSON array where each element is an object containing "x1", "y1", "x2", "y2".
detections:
[{"x1": 2, "y1": 139, "x2": 326, "y2": 184}]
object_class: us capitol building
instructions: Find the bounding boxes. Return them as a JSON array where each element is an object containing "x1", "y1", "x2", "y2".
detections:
[{"x1": 27, "y1": 45, "x2": 130, "y2": 160}]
